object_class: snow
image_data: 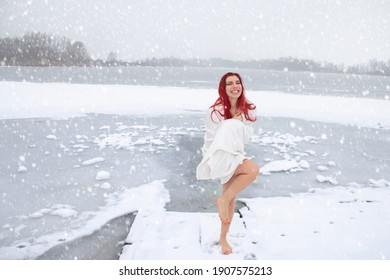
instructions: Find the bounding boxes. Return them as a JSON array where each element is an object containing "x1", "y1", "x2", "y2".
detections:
[
  {"x1": 0, "y1": 81, "x2": 389, "y2": 260},
  {"x1": 99, "y1": 182, "x2": 112, "y2": 190},
  {"x1": 95, "y1": 171, "x2": 110, "y2": 181},
  {"x1": 81, "y1": 157, "x2": 105, "y2": 166},
  {"x1": 17, "y1": 165, "x2": 28, "y2": 173},
  {"x1": 317, "y1": 165, "x2": 329, "y2": 171},
  {"x1": 120, "y1": 183, "x2": 390, "y2": 260},
  {"x1": 368, "y1": 179, "x2": 390, "y2": 188},
  {"x1": 261, "y1": 159, "x2": 309, "y2": 175},
  {"x1": 1, "y1": 82, "x2": 390, "y2": 128},
  {"x1": 45, "y1": 135, "x2": 57, "y2": 140},
  {"x1": 316, "y1": 175, "x2": 339, "y2": 185}
]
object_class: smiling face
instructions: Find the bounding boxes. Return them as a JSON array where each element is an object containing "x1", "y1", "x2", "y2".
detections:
[{"x1": 225, "y1": 75, "x2": 242, "y2": 102}]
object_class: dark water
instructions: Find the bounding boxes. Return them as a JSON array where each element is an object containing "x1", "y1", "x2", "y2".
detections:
[{"x1": 2, "y1": 113, "x2": 389, "y2": 216}]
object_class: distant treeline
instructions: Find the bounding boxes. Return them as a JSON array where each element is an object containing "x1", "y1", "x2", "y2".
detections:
[
  {"x1": 130, "y1": 57, "x2": 390, "y2": 76},
  {"x1": 0, "y1": 32, "x2": 92, "y2": 66},
  {"x1": 1, "y1": 32, "x2": 390, "y2": 76}
]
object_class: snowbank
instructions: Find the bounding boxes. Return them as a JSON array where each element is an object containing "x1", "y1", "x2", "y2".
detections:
[{"x1": 1, "y1": 82, "x2": 390, "y2": 128}]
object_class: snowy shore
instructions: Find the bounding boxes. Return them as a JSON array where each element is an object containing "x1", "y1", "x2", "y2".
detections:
[
  {"x1": 0, "y1": 81, "x2": 389, "y2": 259},
  {"x1": 120, "y1": 181, "x2": 390, "y2": 260}
]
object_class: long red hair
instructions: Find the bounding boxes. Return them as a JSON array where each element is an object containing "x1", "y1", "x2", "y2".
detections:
[{"x1": 210, "y1": 72, "x2": 256, "y2": 122}]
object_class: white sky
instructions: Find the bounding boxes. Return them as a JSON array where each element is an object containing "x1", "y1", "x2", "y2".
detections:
[{"x1": 1, "y1": 0, "x2": 389, "y2": 65}]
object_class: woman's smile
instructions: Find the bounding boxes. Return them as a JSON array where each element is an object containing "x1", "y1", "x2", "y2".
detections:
[{"x1": 225, "y1": 75, "x2": 242, "y2": 100}]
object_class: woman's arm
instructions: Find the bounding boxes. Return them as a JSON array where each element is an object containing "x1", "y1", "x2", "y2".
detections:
[
  {"x1": 202, "y1": 108, "x2": 223, "y2": 155},
  {"x1": 242, "y1": 108, "x2": 256, "y2": 142}
]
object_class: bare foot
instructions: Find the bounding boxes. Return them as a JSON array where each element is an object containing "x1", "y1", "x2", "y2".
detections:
[
  {"x1": 216, "y1": 196, "x2": 230, "y2": 224},
  {"x1": 220, "y1": 238, "x2": 232, "y2": 255}
]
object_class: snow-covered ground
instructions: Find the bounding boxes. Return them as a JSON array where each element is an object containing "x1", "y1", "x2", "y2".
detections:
[
  {"x1": 120, "y1": 182, "x2": 390, "y2": 260},
  {"x1": 2, "y1": 81, "x2": 390, "y2": 128},
  {"x1": 0, "y1": 81, "x2": 389, "y2": 259}
]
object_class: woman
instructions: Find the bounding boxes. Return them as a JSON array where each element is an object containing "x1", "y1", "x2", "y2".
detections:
[{"x1": 196, "y1": 72, "x2": 259, "y2": 255}]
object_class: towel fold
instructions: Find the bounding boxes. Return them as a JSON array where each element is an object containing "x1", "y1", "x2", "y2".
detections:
[{"x1": 196, "y1": 119, "x2": 252, "y2": 184}]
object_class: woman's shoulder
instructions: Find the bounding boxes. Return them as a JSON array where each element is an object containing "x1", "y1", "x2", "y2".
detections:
[
  {"x1": 207, "y1": 105, "x2": 224, "y2": 122},
  {"x1": 207, "y1": 104, "x2": 224, "y2": 114},
  {"x1": 245, "y1": 101, "x2": 257, "y2": 122}
]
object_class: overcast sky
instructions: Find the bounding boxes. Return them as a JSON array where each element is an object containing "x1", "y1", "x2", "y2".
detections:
[{"x1": 1, "y1": 0, "x2": 389, "y2": 65}]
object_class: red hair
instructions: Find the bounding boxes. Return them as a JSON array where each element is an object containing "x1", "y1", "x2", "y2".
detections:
[{"x1": 210, "y1": 72, "x2": 256, "y2": 122}]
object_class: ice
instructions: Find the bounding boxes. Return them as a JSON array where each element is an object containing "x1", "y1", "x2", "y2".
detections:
[
  {"x1": 316, "y1": 175, "x2": 339, "y2": 185},
  {"x1": 261, "y1": 159, "x2": 309, "y2": 175},
  {"x1": 133, "y1": 137, "x2": 147, "y2": 145},
  {"x1": 129, "y1": 165, "x2": 136, "y2": 174},
  {"x1": 81, "y1": 157, "x2": 105, "y2": 166},
  {"x1": 100, "y1": 182, "x2": 112, "y2": 190},
  {"x1": 0, "y1": 81, "x2": 389, "y2": 260},
  {"x1": 150, "y1": 139, "x2": 165, "y2": 146},
  {"x1": 29, "y1": 208, "x2": 52, "y2": 218},
  {"x1": 95, "y1": 171, "x2": 110, "y2": 181},
  {"x1": 50, "y1": 208, "x2": 78, "y2": 218},
  {"x1": 17, "y1": 165, "x2": 28, "y2": 173},
  {"x1": 317, "y1": 165, "x2": 329, "y2": 171},
  {"x1": 46, "y1": 135, "x2": 57, "y2": 140},
  {"x1": 368, "y1": 179, "x2": 390, "y2": 188},
  {"x1": 1, "y1": 82, "x2": 390, "y2": 128},
  {"x1": 0, "y1": 180, "x2": 169, "y2": 259}
]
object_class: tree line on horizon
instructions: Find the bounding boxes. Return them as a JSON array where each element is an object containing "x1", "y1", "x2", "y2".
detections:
[{"x1": 1, "y1": 32, "x2": 389, "y2": 76}]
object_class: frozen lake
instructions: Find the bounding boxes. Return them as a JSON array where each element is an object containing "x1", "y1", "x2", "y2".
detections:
[
  {"x1": 1, "y1": 66, "x2": 390, "y2": 99},
  {"x1": 0, "y1": 76, "x2": 389, "y2": 259}
]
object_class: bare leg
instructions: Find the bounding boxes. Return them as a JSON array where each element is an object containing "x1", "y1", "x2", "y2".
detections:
[
  {"x1": 216, "y1": 160, "x2": 259, "y2": 224},
  {"x1": 219, "y1": 186, "x2": 235, "y2": 254},
  {"x1": 216, "y1": 159, "x2": 259, "y2": 254}
]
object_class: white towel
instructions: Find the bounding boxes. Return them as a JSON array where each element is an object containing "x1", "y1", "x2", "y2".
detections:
[{"x1": 196, "y1": 118, "x2": 253, "y2": 184}]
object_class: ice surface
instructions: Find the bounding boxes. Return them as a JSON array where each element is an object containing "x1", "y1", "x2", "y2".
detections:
[
  {"x1": 0, "y1": 180, "x2": 169, "y2": 259},
  {"x1": 261, "y1": 159, "x2": 309, "y2": 175},
  {"x1": 0, "y1": 81, "x2": 389, "y2": 260},
  {"x1": 1, "y1": 82, "x2": 390, "y2": 128}
]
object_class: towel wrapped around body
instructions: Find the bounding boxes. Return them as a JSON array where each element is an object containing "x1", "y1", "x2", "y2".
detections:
[{"x1": 196, "y1": 107, "x2": 255, "y2": 184}]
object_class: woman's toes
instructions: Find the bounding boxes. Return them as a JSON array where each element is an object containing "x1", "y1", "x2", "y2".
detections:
[{"x1": 220, "y1": 239, "x2": 232, "y2": 255}]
